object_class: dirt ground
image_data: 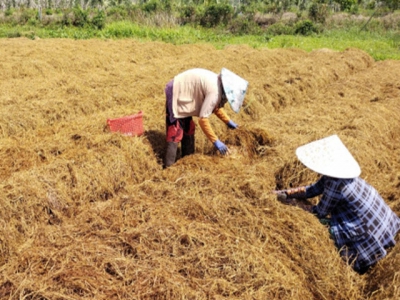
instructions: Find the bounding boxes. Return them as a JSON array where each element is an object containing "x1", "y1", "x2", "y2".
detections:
[{"x1": 0, "y1": 38, "x2": 399, "y2": 299}]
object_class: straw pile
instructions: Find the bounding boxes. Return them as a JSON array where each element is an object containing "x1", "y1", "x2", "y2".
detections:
[{"x1": 0, "y1": 38, "x2": 399, "y2": 299}]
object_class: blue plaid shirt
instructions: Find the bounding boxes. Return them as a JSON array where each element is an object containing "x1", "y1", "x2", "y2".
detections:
[{"x1": 306, "y1": 176, "x2": 400, "y2": 272}]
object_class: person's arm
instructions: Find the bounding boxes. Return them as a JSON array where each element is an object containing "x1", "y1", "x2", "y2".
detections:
[
  {"x1": 198, "y1": 118, "x2": 218, "y2": 143},
  {"x1": 273, "y1": 177, "x2": 325, "y2": 198},
  {"x1": 198, "y1": 118, "x2": 229, "y2": 155},
  {"x1": 214, "y1": 107, "x2": 238, "y2": 129},
  {"x1": 273, "y1": 177, "x2": 326, "y2": 210},
  {"x1": 305, "y1": 176, "x2": 325, "y2": 198},
  {"x1": 214, "y1": 107, "x2": 230, "y2": 124},
  {"x1": 312, "y1": 178, "x2": 342, "y2": 218},
  {"x1": 276, "y1": 186, "x2": 307, "y2": 199}
]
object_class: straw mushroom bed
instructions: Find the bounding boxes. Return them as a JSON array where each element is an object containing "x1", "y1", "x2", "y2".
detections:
[{"x1": 0, "y1": 38, "x2": 399, "y2": 299}]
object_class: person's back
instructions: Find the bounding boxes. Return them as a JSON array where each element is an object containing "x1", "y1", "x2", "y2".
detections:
[
  {"x1": 318, "y1": 177, "x2": 399, "y2": 240},
  {"x1": 342, "y1": 177, "x2": 399, "y2": 242},
  {"x1": 172, "y1": 68, "x2": 220, "y2": 119},
  {"x1": 313, "y1": 176, "x2": 400, "y2": 273},
  {"x1": 174, "y1": 68, "x2": 217, "y2": 86}
]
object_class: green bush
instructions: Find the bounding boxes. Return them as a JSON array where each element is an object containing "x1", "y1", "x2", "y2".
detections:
[
  {"x1": 265, "y1": 22, "x2": 294, "y2": 35},
  {"x1": 141, "y1": 0, "x2": 160, "y2": 14},
  {"x1": 383, "y1": 0, "x2": 400, "y2": 10},
  {"x1": 366, "y1": 0, "x2": 376, "y2": 9},
  {"x1": 294, "y1": 19, "x2": 319, "y2": 35},
  {"x1": 140, "y1": 0, "x2": 172, "y2": 13},
  {"x1": 59, "y1": 7, "x2": 106, "y2": 29},
  {"x1": 61, "y1": 7, "x2": 92, "y2": 28},
  {"x1": 200, "y1": 4, "x2": 233, "y2": 28},
  {"x1": 335, "y1": 0, "x2": 357, "y2": 11},
  {"x1": 179, "y1": 5, "x2": 198, "y2": 25},
  {"x1": 106, "y1": 6, "x2": 129, "y2": 21},
  {"x1": 62, "y1": 10, "x2": 73, "y2": 26},
  {"x1": 72, "y1": 6, "x2": 89, "y2": 27},
  {"x1": 7, "y1": 31, "x2": 22, "y2": 38},
  {"x1": 5, "y1": 9, "x2": 14, "y2": 17},
  {"x1": 240, "y1": 2, "x2": 277, "y2": 14},
  {"x1": 390, "y1": 32, "x2": 400, "y2": 48},
  {"x1": 308, "y1": 2, "x2": 329, "y2": 24},
  {"x1": 349, "y1": 3, "x2": 359, "y2": 14},
  {"x1": 24, "y1": 30, "x2": 36, "y2": 39},
  {"x1": 91, "y1": 9, "x2": 106, "y2": 29},
  {"x1": 19, "y1": 8, "x2": 37, "y2": 25},
  {"x1": 227, "y1": 15, "x2": 261, "y2": 35},
  {"x1": 161, "y1": 0, "x2": 172, "y2": 12}
]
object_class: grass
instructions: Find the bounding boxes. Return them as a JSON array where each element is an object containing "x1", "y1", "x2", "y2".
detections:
[
  {"x1": 264, "y1": 29, "x2": 400, "y2": 60},
  {"x1": 1, "y1": 21, "x2": 399, "y2": 60}
]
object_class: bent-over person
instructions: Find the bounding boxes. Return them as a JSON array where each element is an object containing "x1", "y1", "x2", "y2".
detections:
[{"x1": 163, "y1": 68, "x2": 248, "y2": 168}]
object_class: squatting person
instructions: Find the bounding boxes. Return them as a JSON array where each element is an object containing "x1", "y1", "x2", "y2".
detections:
[{"x1": 273, "y1": 134, "x2": 400, "y2": 274}]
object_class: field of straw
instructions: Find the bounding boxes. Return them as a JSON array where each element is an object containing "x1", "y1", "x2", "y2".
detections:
[{"x1": 0, "y1": 38, "x2": 399, "y2": 299}]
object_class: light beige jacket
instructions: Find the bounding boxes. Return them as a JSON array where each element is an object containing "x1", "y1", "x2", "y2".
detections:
[{"x1": 172, "y1": 68, "x2": 223, "y2": 119}]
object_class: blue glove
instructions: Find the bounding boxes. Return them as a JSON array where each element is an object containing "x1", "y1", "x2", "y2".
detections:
[
  {"x1": 213, "y1": 140, "x2": 229, "y2": 155},
  {"x1": 227, "y1": 120, "x2": 238, "y2": 129}
]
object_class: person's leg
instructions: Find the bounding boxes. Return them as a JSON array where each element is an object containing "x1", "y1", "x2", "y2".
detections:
[
  {"x1": 164, "y1": 80, "x2": 181, "y2": 168},
  {"x1": 164, "y1": 140, "x2": 178, "y2": 168},
  {"x1": 355, "y1": 264, "x2": 372, "y2": 275},
  {"x1": 181, "y1": 117, "x2": 196, "y2": 158}
]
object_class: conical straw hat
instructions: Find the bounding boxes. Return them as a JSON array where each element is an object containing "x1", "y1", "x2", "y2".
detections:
[
  {"x1": 295, "y1": 135, "x2": 361, "y2": 179},
  {"x1": 220, "y1": 68, "x2": 248, "y2": 113}
]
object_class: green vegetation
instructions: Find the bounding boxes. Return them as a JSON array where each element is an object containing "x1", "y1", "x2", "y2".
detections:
[
  {"x1": 1, "y1": 21, "x2": 399, "y2": 60},
  {"x1": 0, "y1": 0, "x2": 399, "y2": 60}
]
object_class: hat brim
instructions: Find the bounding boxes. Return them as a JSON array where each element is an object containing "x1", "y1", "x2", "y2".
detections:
[
  {"x1": 295, "y1": 135, "x2": 361, "y2": 179},
  {"x1": 220, "y1": 68, "x2": 248, "y2": 113}
]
